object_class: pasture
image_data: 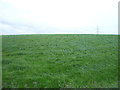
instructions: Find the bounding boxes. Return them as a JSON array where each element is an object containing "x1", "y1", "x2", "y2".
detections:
[{"x1": 2, "y1": 34, "x2": 118, "y2": 88}]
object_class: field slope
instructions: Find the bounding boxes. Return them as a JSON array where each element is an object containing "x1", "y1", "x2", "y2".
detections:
[{"x1": 2, "y1": 34, "x2": 118, "y2": 88}]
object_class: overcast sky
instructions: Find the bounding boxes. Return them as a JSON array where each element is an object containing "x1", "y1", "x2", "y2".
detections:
[{"x1": 0, "y1": 0, "x2": 119, "y2": 35}]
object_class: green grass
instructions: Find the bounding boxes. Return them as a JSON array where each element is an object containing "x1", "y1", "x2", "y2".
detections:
[{"x1": 2, "y1": 34, "x2": 118, "y2": 88}]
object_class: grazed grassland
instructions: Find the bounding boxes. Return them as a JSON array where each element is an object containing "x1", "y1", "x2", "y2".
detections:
[{"x1": 2, "y1": 34, "x2": 118, "y2": 88}]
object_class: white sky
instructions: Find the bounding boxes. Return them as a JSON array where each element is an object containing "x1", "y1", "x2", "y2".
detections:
[{"x1": 0, "y1": 0, "x2": 119, "y2": 35}]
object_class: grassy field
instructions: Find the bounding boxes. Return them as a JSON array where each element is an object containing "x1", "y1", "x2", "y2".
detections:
[{"x1": 2, "y1": 34, "x2": 118, "y2": 88}]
